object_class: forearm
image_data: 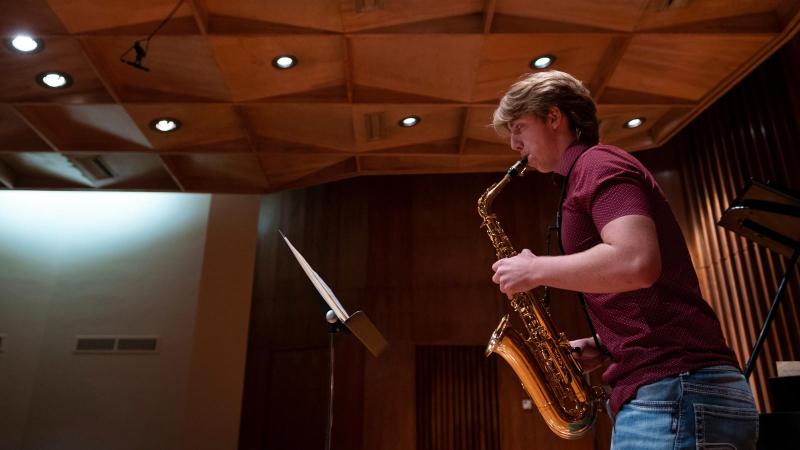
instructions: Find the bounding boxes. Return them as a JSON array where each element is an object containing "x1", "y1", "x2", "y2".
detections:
[{"x1": 530, "y1": 242, "x2": 659, "y2": 294}]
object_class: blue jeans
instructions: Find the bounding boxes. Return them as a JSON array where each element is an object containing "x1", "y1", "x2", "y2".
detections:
[{"x1": 611, "y1": 365, "x2": 758, "y2": 450}]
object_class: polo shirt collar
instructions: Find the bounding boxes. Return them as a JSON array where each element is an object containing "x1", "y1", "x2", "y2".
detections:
[{"x1": 556, "y1": 141, "x2": 591, "y2": 176}]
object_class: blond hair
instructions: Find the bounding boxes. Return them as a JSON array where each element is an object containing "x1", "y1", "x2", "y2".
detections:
[{"x1": 492, "y1": 70, "x2": 599, "y2": 145}]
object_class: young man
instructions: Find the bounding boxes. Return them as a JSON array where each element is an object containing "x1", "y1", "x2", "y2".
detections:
[{"x1": 489, "y1": 70, "x2": 758, "y2": 450}]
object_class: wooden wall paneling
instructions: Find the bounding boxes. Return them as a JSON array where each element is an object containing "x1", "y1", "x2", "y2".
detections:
[
  {"x1": 709, "y1": 94, "x2": 764, "y2": 373},
  {"x1": 416, "y1": 346, "x2": 500, "y2": 450}
]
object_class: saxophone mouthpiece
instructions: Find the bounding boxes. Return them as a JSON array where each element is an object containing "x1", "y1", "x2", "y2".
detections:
[{"x1": 507, "y1": 158, "x2": 528, "y2": 178}]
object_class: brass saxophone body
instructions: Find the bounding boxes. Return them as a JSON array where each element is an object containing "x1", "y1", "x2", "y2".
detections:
[{"x1": 478, "y1": 158, "x2": 604, "y2": 439}]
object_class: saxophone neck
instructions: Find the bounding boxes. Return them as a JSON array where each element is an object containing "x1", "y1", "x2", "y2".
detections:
[{"x1": 478, "y1": 158, "x2": 527, "y2": 217}]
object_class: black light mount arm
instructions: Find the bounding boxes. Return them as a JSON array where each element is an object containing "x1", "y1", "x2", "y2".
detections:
[{"x1": 119, "y1": 0, "x2": 185, "y2": 72}]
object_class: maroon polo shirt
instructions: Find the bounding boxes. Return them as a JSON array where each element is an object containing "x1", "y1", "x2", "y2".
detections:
[{"x1": 557, "y1": 142, "x2": 738, "y2": 416}]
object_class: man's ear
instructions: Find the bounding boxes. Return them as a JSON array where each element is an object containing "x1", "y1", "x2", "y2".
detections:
[{"x1": 547, "y1": 106, "x2": 563, "y2": 129}]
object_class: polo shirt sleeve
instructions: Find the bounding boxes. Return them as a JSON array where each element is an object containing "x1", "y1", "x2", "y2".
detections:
[{"x1": 572, "y1": 151, "x2": 653, "y2": 232}]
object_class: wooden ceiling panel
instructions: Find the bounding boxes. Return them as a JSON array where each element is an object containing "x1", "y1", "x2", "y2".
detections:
[
  {"x1": 163, "y1": 152, "x2": 269, "y2": 192},
  {"x1": 205, "y1": 0, "x2": 343, "y2": 33},
  {"x1": 123, "y1": 103, "x2": 250, "y2": 152},
  {"x1": 208, "y1": 35, "x2": 345, "y2": 101},
  {"x1": 60, "y1": 152, "x2": 178, "y2": 189},
  {"x1": 0, "y1": 37, "x2": 113, "y2": 103},
  {"x1": 0, "y1": 105, "x2": 53, "y2": 151},
  {"x1": 0, "y1": 151, "x2": 89, "y2": 188},
  {"x1": 1, "y1": 1, "x2": 797, "y2": 193},
  {"x1": 462, "y1": 139, "x2": 511, "y2": 156},
  {"x1": 257, "y1": 153, "x2": 354, "y2": 187},
  {"x1": 45, "y1": 0, "x2": 199, "y2": 34},
  {"x1": 0, "y1": 0, "x2": 68, "y2": 35},
  {"x1": 15, "y1": 104, "x2": 152, "y2": 151},
  {"x1": 350, "y1": 34, "x2": 484, "y2": 102},
  {"x1": 79, "y1": 36, "x2": 231, "y2": 102},
  {"x1": 495, "y1": 0, "x2": 646, "y2": 32},
  {"x1": 473, "y1": 34, "x2": 615, "y2": 102},
  {"x1": 352, "y1": 105, "x2": 463, "y2": 152},
  {"x1": 636, "y1": 0, "x2": 782, "y2": 32},
  {"x1": 598, "y1": 105, "x2": 693, "y2": 151},
  {"x1": 241, "y1": 104, "x2": 354, "y2": 152},
  {"x1": 340, "y1": 0, "x2": 483, "y2": 32},
  {"x1": 606, "y1": 33, "x2": 774, "y2": 102},
  {"x1": 359, "y1": 154, "x2": 516, "y2": 175},
  {"x1": 598, "y1": 104, "x2": 668, "y2": 148},
  {"x1": 464, "y1": 106, "x2": 504, "y2": 144}
]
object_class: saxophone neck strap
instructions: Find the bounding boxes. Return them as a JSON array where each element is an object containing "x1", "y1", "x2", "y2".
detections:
[{"x1": 554, "y1": 144, "x2": 613, "y2": 358}]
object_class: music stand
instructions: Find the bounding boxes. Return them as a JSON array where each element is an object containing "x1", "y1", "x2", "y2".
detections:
[
  {"x1": 279, "y1": 231, "x2": 388, "y2": 450},
  {"x1": 718, "y1": 179, "x2": 800, "y2": 379}
]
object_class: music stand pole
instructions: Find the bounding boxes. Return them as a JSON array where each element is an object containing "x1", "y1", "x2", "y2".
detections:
[
  {"x1": 324, "y1": 309, "x2": 343, "y2": 450},
  {"x1": 326, "y1": 329, "x2": 335, "y2": 450},
  {"x1": 744, "y1": 249, "x2": 799, "y2": 379}
]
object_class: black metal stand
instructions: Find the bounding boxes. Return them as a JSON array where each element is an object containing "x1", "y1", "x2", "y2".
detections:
[
  {"x1": 326, "y1": 329, "x2": 335, "y2": 450},
  {"x1": 280, "y1": 231, "x2": 388, "y2": 450},
  {"x1": 718, "y1": 179, "x2": 800, "y2": 380},
  {"x1": 744, "y1": 249, "x2": 799, "y2": 379},
  {"x1": 324, "y1": 310, "x2": 348, "y2": 450}
]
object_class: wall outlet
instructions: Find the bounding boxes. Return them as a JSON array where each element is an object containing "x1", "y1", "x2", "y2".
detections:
[{"x1": 522, "y1": 398, "x2": 533, "y2": 411}]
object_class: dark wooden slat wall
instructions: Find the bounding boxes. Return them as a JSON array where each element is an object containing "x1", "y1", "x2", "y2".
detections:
[
  {"x1": 239, "y1": 172, "x2": 612, "y2": 450},
  {"x1": 657, "y1": 39, "x2": 800, "y2": 413},
  {"x1": 416, "y1": 346, "x2": 500, "y2": 450}
]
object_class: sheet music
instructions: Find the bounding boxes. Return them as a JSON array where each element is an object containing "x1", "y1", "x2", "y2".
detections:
[{"x1": 279, "y1": 231, "x2": 349, "y2": 322}]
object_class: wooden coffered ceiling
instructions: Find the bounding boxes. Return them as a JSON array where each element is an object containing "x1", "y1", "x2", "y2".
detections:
[{"x1": 1, "y1": 0, "x2": 799, "y2": 193}]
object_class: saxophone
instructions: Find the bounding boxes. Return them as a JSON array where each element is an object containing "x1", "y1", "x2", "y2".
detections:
[{"x1": 478, "y1": 158, "x2": 604, "y2": 439}]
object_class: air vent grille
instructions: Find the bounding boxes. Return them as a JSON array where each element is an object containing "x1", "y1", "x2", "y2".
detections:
[
  {"x1": 117, "y1": 337, "x2": 158, "y2": 351},
  {"x1": 74, "y1": 335, "x2": 159, "y2": 354},
  {"x1": 76, "y1": 337, "x2": 115, "y2": 351},
  {"x1": 355, "y1": 0, "x2": 384, "y2": 13},
  {"x1": 364, "y1": 112, "x2": 386, "y2": 141},
  {"x1": 69, "y1": 155, "x2": 115, "y2": 182}
]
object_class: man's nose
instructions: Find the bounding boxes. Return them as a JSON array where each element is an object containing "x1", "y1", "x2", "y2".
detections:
[{"x1": 510, "y1": 135, "x2": 522, "y2": 152}]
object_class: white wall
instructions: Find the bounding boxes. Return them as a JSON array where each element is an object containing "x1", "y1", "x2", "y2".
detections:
[{"x1": 0, "y1": 191, "x2": 256, "y2": 450}]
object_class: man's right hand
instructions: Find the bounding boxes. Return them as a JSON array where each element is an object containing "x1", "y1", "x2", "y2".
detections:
[{"x1": 569, "y1": 337, "x2": 609, "y2": 374}]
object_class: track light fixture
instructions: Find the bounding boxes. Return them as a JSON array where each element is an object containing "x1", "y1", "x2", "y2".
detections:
[{"x1": 120, "y1": 0, "x2": 185, "y2": 72}]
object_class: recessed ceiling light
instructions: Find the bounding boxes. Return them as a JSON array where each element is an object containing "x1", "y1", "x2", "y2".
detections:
[
  {"x1": 530, "y1": 54, "x2": 556, "y2": 70},
  {"x1": 8, "y1": 34, "x2": 43, "y2": 53},
  {"x1": 36, "y1": 71, "x2": 72, "y2": 89},
  {"x1": 623, "y1": 117, "x2": 645, "y2": 129},
  {"x1": 149, "y1": 118, "x2": 181, "y2": 133},
  {"x1": 272, "y1": 55, "x2": 297, "y2": 69},
  {"x1": 399, "y1": 116, "x2": 420, "y2": 127}
]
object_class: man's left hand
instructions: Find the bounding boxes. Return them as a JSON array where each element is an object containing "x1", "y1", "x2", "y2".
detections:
[{"x1": 491, "y1": 248, "x2": 538, "y2": 299}]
